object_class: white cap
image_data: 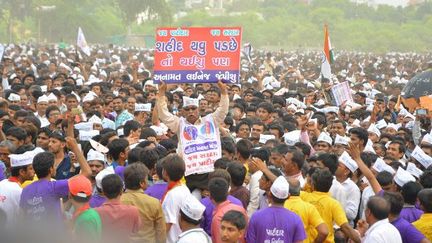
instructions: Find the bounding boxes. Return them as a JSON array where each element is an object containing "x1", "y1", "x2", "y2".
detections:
[
  {"x1": 47, "y1": 93, "x2": 58, "y2": 101},
  {"x1": 270, "y1": 176, "x2": 289, "y2": 199},
  {"x1": 183, "y1": 97, "x2": 199, "y2": 108},
  {"x1": 406, "y1": 162, "x2": 423, "y2": 179},
  {"x1": 79, "y1": 130, "x2": 100, "y2": 141},
  {"x1": 95, "y1": 166, "x2": 115, "y2": 189},
  {"x1": 376, "y1": 119, "x2": 387, "y2": 130},
  {"x1": 368, "y1": 124, "x2": 381, "y2": 137},
  {"x1": 283, "y1": 130, "x2": 301, "y2": 146},
  {"x1": 339, "y1": 151, "x2": 358, "y2": 173},
  {"x1": 411, "y1": 146, "x2": 432, "y2": 169},
  {"x1": 74, "y1": 122, "x2": 94, "y2": 131},
  {"x1": 394, "y1": 167, "x2": 416, "y2": 187},
  {"x1": 373, "y1": 157, "x2": 395, "y2": 175},
  {"x1": 386, "y1": 123, "x2": 400, "y2": 132},
  {"x1": 9, "y1": 147, "x2": 45, "y2": 167},
  {"x1": 71, "y1": 91, "x2": 81, "y2": 102},
  {"x1": 135, "y1": 103, "x2": 152, "y2": 112},
  {"x1": 180, "y1": 195, "x2": 206, "y2": 221},
  {"x1": 321, "y1": 106, "x2": 339, "y2": 114},
  {"x1": 233, "y1": 94, "x2": 242, "y2": 101},
  {"x1": 286, "y1": 97, "x2": 306, "y2": 109},
  {"x1": 352, "y1": 119, "x2": 361, "y2": 128},
  {"x1": 89, "y1": 138, "x2": 109, "y2": 154},
  {"x1": 317, "y1": 132, "x2": 333, "y2": 145},
  {"x1": 88, "y1": 115, "x2": 102, "y2": 125},
  {"x1": 150, "y1": 124, "x2": 168, "y2": 136},
  {"x1": 334, "y1": 134, "x2": 350, "y2": 146},
  {"x1": 259, "y1": 134, "x2": 276, "y2": 144},
  {"x1": 287, "y1": 104, "x2": 297, "y2": 112},
  {"x1": 8, "y1": 93, "x2": 21, "y2": 102},
  {"x1": 87, "y1": 149, "x2": 105, "y2": 162},
  {"x1": 144, "y1": 80, "x2": 157, "y2": 88},
  {"x1": 37, "y1": 95, "x2": 49, "y2": 104},
  {"x1": 82, "y1": 92, "x2": 95, "y2": 103},
  {"x1": 421, "y1": 133, "x2": 432, "y2": 145}
]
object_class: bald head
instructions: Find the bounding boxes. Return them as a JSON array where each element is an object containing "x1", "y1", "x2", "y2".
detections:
[
  {"x1": 288, "y1": 178, "x2": 301, "y2": 196},
  {"x1": 367, "y1": 196, "x2": 390, "y2": 220}
]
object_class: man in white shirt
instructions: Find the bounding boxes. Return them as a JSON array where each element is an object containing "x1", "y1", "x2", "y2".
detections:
[
  {"x1": 316, "y1": 153, "x2": 347, "y2": 207},
  {"x1": 336, "y1": 152, "x2": 361, "y2": 225},
  {"x1": 34, "y1": 95, "x2": 49, "y2": 127},
  {"x1": 357, "y1": 196, "x2": 402, "y2": 243},
  {"x1": 177, "y1": 195, "x2": 211, "y2": 243},
  {"x1": 247, "y1": 149, "x2": 265, "y2": 216},
  {"x1": 0, "y1": 147, "x2": 40, "y2": 226},
  {"x1": 160, "y1": 154, "x2": 191, "y2": 243}
]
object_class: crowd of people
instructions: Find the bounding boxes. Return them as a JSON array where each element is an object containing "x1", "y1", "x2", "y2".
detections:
[{"x1": 0, "y1": 42, "x2": 431, "y2": 243}]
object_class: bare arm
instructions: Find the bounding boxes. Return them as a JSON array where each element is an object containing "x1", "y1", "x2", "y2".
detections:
[
  {"x1": 348, "y1": 142, "x2": 382, "y2": 194},
  {"x1": 156, "y1": 81, "x2": 180, "y2": 133},
  {"x1": 66, "y1": 137, "x2": 92, "y2": 178},
  {"x1": 314, "y1": 223, "x2": 329, "y2": 243},
  {"x1": 211, "y1": 80, "x2": 229, "y2": 125},
  {"x1": 251, "y1": 157, "x2": 277, "y2": 182},
  {"x1": 340, "y1": 223, "x2": 361, "y2": 243}
]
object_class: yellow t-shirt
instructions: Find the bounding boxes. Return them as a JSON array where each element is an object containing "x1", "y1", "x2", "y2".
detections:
[
  {"x1": 413, "y1": 213, "x2": 432, "y2": 240},
  {"x1": 285, "y1": 196, "x2": 325, "y2": 243},
  {"x1": 21, "y1": 176, "x2": 39, "y2": 188},
  {"x1": 300, "y1": 191, "x2": 348, "y2": 243}
]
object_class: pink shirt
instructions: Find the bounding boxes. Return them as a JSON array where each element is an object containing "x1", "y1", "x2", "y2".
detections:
[
  {"x1": 95, "y1": 200, "x2": 142, "y2": 242},
  {"x1": 211, "y1": 200, "x2": 247, "y2": 243}
]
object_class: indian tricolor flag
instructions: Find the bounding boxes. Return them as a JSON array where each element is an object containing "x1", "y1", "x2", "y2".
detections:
[{"x1": 321, "y1": 24, "x2": 333, "y2": 79}]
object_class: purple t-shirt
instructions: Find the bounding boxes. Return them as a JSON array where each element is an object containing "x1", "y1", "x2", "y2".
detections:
[
  {"x1": 19, "y1": 179, "x2": 69, "y2": 222},
  {"x1": 246, "y1": 206, "x2": 306, "y2": 243},
  {"x1": 201, "y1": 195, "x2": 242, "y2": 235},
  {"x1": 89, "y1": 193, "x2": 106, "y2": 208},
  {"x1": 399, "y1": 206, "x2": 423, "y2": 223},
  {"x1": 0, "y1": 168, "x2": 4, "y2": 181},
  {"x1": 391, "y1": 216, "x2": 425, "y2": 243},
  {"x1": 145, "y1": 182, "x2": 168, "y2": 201}
]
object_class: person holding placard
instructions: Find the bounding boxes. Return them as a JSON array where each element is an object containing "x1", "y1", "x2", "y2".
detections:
[{"x1": 156, "y1": 80, "x2": 229, "y2": 198}]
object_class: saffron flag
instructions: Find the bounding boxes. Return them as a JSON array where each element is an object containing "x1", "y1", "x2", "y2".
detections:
[
  {"x1": 321, "y1": 24, "x2": 333, "y2": 79},
  {"x1": 77, "y1": 27, "x2": 91, "y2": 56}
]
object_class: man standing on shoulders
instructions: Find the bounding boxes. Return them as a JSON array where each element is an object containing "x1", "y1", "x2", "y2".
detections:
[
  {"x1": 177, "y1": 195, "x2": 211, "y2": 243},
  {"x1": 156, "y1": 80, "x2": 229, "y2": 198},
  {"x1": 246, "y1": 176, "x2": 306, "y2": 243}
]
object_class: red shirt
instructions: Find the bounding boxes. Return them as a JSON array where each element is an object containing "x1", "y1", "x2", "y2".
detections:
[
  {"x1": 95, "y1": 200, "x2": 141, "y2": 242},
  {"x1": 211, "y1": 200, "x2": 247, "y2": 243}
]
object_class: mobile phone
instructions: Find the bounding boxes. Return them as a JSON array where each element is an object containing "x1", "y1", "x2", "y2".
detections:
[{"x1": 416, "y1": 109, "x2": 428, "y2": 116}]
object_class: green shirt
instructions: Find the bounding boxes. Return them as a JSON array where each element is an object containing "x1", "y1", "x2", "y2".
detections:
[{"x1": 74, "y1": 208, "x2": 102, "y2": 241}]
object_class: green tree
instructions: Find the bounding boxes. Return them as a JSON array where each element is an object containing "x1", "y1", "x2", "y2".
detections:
[{"x1": 115, "y1": 0, "x2": 172, "y2": 34}]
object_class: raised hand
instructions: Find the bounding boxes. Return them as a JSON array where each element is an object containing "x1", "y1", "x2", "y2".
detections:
[{"x1": 217, "y1": 79, "x2": 228, "y2": 95}]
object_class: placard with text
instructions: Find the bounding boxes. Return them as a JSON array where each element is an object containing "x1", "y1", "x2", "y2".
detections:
[{"x1": 154, "y1": 27, "x2": 242, "y2": 84}]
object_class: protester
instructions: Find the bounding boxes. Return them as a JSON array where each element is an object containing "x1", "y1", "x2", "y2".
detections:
[
  {"x1": 177, "y1": 195, "x2": 211, "y2": 243},
  {"x1": 121, "y1": 163, "x2": 166, "y2": 243},
  {"x1": 357, "y1": 196, "x2": 402, "y2": 243},
  {"x1": 95, "y1": 174, "x2": 141, "y2": 242},
  {"x1": 0, "y1": 39, "x2": 431, "y2": 243},
  {"x1": 219, "y1": 210, "x2": 247, "y2": 243},
  {"x1": 246, "y1": 176, "x2": 306, "y2": 242}
]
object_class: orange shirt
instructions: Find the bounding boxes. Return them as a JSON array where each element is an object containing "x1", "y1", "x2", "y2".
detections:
[{"x1": 211, "y1": 200, "x2": 247, "y2": 243}]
